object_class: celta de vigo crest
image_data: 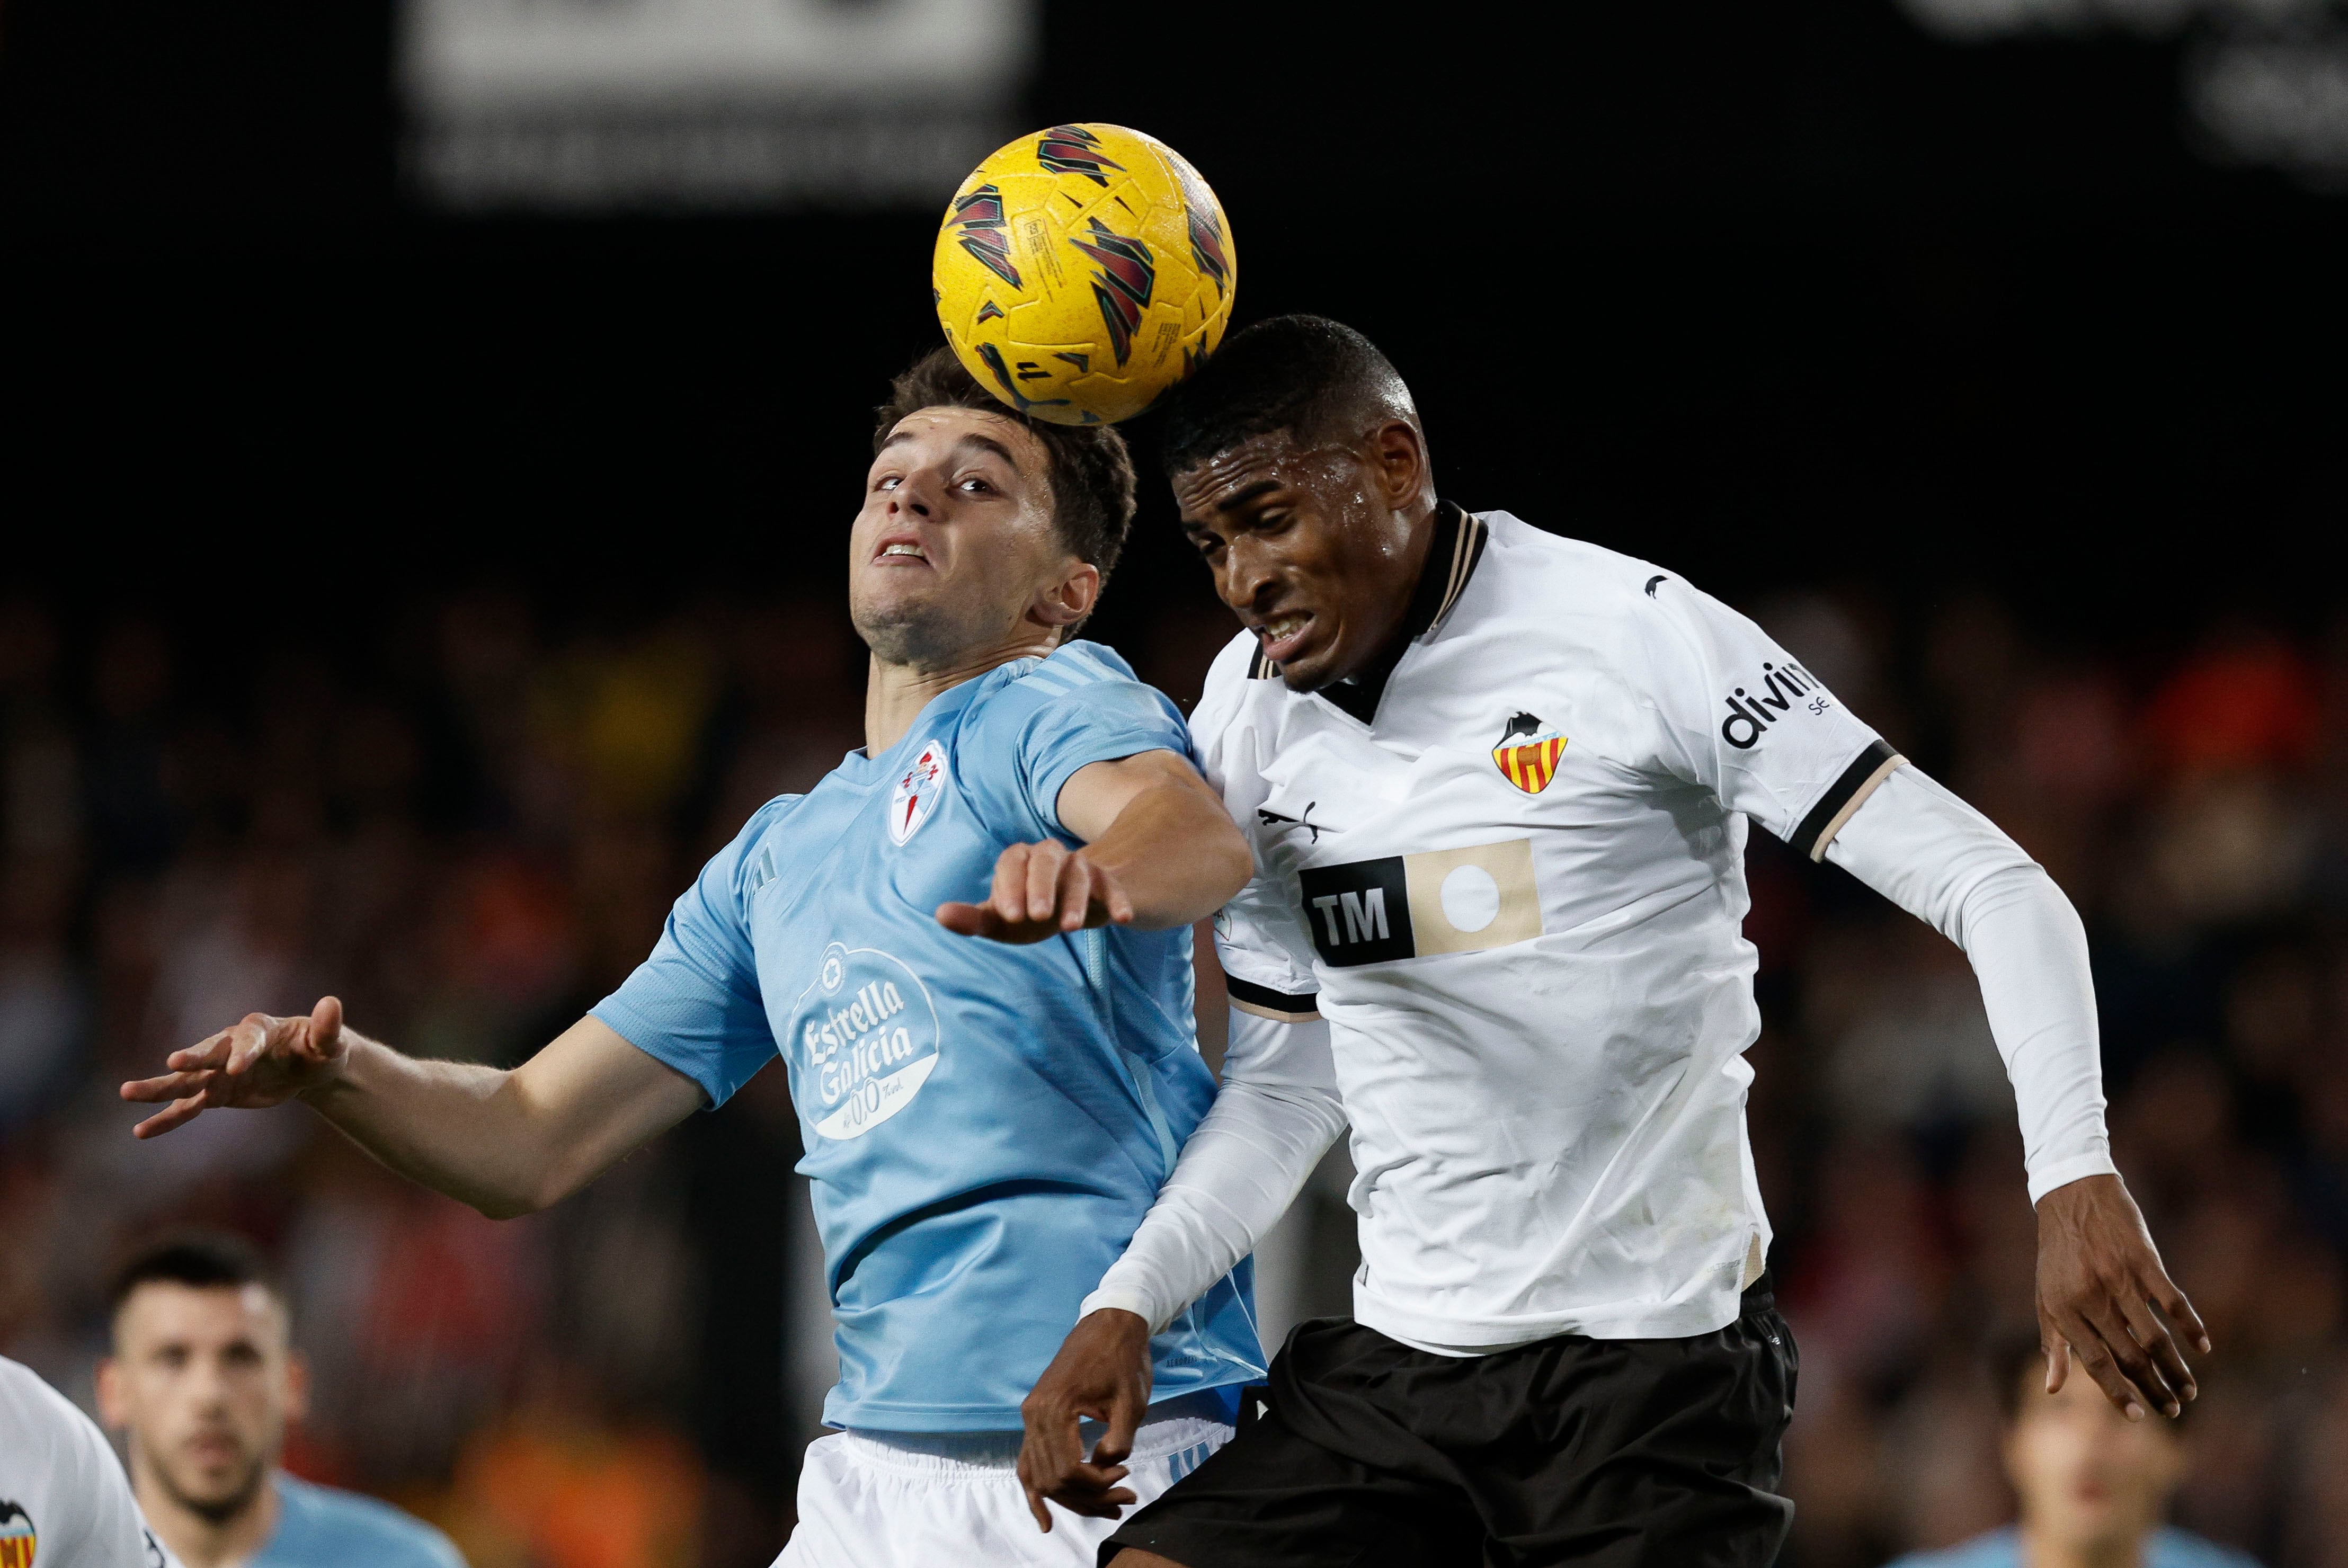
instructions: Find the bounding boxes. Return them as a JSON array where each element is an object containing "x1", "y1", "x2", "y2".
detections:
[{"x1": 890, "y1": 737, "x2": 951, "y2": 844}]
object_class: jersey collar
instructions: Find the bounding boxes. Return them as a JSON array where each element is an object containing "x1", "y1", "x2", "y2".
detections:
[{"x1": 1293, "y1": 500, "x2": 1487, "y2": 725}]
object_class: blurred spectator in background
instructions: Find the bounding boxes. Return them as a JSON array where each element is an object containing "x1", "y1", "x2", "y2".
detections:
[
  {"x1": 95, "y1": 1233, "x2": 465, "y2": 1568},
  {"x1": 4, "y1": 582, "x2": 2346, "y2": 1565},
  {"x1": 1884, "y1": 1335, "x2": 2258, "y2": 1568}
]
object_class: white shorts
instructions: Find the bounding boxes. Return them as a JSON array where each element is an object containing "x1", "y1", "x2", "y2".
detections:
[{"x1": 775, "y1": 1404, "x2": 1230, "y2": 1568}]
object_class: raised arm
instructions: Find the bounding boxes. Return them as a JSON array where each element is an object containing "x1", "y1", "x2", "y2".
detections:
[
  {"x1": 1824, "y1": 763, "x2": 2210, "y2": 1420},
  {"x1": 936, "y1": 747, "x2": 1252, "y2": 942},
  {"x1": 121, "y1": 999, "x2": 704, "y2": 1219}
]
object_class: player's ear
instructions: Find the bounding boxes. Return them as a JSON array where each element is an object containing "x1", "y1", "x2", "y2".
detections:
[
  {"x1": 1365, "y1": 419, "x2": 1428, "y2": 511},
  {"x1": 283, "y1": 1348, "x2": 312, "y2": 1424},
  {"x1": 1029, "y1": 559, "x2": 1101, "y2": 633}
]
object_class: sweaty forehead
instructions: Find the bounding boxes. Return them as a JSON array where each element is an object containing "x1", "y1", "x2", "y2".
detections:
[{"x1": 1173, "y1": 430, "x2": 1354, "y2": 520}]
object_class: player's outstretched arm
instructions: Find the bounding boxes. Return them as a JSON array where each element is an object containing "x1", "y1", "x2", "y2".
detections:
[
  {"x1": 1825, "y1": 764, "x2": 2209, "y2": 1421},
  {"x1": 120, "y1": 999, "x2": 704, "y2": 1219},
  {"x1": 937, "y1": 748, "x2": 1252, "y2": 945}
]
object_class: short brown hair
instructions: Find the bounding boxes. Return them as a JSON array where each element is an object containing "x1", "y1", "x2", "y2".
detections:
[{"x1": 874, "y1": 348, "x2": 1139, "y2": 584}]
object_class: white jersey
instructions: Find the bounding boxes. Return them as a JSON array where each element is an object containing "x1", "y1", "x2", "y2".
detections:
[
  {"x1": 0, "y1": 1357, "x2": 169, "y2": 1568},
  {"x1": 1194, "y1": 506, "x2": 1902, "y2": 1347}
]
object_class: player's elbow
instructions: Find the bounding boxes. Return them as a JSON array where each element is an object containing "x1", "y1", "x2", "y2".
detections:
[{"x1": 1205, "y1": 828, "x2": 1253, "y2": 905}]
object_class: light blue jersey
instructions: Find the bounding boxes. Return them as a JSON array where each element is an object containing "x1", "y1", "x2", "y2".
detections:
[
  {"x1": 249, "y1": 1474, "x2": 464, "y2": 1568},
  {"x1": 1887, "y1": 1525, "x2": 2261, "y2": 1568},
  {"x1": 594, "y1": 640, "x2": 1264, "y2": 1431}
]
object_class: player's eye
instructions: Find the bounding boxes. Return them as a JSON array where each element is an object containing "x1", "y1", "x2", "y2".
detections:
[
  {"x1": 874, "y1": 474, "x2": 902, "y2": 492},
  {"x1": 957, "y1": 476, "x2": 993, "y2": 494}
]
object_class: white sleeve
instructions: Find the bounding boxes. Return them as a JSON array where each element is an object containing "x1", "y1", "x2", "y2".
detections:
[
  {"x1": 1631, "y1": 576, "x2": 1898, "y2": 857},
  {"x1": 1081, "y1": 1004, "x2": 1347, "y2": 1333},
  {"x1": 1, "y1": 1359, "x2": 154, "y2": 1568},
  {"x1": 1824, "y1": 764, "x2": 2117, "y2": 1204}
]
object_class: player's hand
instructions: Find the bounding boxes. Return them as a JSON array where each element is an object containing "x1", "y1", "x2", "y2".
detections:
[
  {"x1": 936, "y1": 840, "x2": 1134, "y2": 945},
  {"x1": 1017, "y1": 1307, "x2": 1154, "y2": 1532},
  {"x1": 2035, "y1": 1172, "x2": 2210, "y2": 1421},
  {"x1": 119, "y1": 996, "x2": 352, "y2": 1139}
]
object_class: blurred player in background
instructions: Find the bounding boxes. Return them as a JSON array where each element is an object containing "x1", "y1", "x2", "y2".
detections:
[
  {"x1": 1019, "y1": 315, "x2": 2206, "y2": 1566},
  {"x1": 121, "y1": 349, "x2": 1264, "y2": 1567},
  {"x1": 95, "y1": 1234, "x2": 462, "y2": 1568},
  {"x1": 2, "y1": 1353, "x2": 173, "y2": 1568},
  {"x1": 1883, "y1": 1337, "x2": 2257, "y2": 1568}
]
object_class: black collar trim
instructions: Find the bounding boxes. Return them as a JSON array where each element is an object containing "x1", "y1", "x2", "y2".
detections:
[
  {"x1": 1315, "y1": 502, "x2": 1485, "y2": 723},
  {"x1": 1248, "y1": 501, "x2": 1485, "y2": 688}
]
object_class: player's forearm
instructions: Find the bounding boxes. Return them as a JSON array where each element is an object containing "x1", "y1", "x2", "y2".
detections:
[
  {"x1": 298, "y1": 1035, "x2": 565, "y2": 1217},
  {"x1": 1826, "y1": 766, "x2": 2114, "y2": 1201},
  {"x1": 1084, "y1": 1011, "x2": 1347, "y2": 1331},
  {"x1": 1084, "y1": 777, "x2": 1253, "y2": 930}
]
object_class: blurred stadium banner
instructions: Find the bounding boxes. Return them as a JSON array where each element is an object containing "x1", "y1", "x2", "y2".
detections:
[
  {"x1": 1898, "y1": 0, "x2": 2348, "y2": 186},
  {"x1": 402, "y1": 0, "x2": 1035, "y2": 211}
]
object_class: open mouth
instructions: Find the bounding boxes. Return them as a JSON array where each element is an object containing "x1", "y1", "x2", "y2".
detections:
[
  {"x1": 874, "y1": 539, "x2": 930, "y2": 567},
  {"x1": 1255, "y1": 610, "x2": 1314, "y2": 663}
]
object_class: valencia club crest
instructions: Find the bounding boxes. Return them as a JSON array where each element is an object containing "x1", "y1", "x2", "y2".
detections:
[
  {"x1": 890, "y1": 738, "x2": 950, "y2": 844},
  {"x1": 1492, "y1": 712, "x2": 1567, "y2": 794}
]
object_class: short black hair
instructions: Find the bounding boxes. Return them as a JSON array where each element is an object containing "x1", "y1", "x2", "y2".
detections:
[
  {"x1": 108, "y1": 1231, "x2": 283, "y2": 1325},
  {"x1": 874, "y1": 348, "x2": 1139, "y2": 585},
  {"x1": 1157, "y1": 314, "x2": 1420, "y2": 478}
]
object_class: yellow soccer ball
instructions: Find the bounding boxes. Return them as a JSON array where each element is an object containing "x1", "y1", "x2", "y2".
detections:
[{"x1": 932, "y1": 124, "x2": 1236, "y2": 427}]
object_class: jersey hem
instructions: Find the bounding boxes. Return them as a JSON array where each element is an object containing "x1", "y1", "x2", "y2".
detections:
[
  {"x1": 1353, "y1": 1269, "x2": 1750, "y2": 1347},
  {"x1": 824, "y1": 1367, "x2": 1257, "y2": 1432}
]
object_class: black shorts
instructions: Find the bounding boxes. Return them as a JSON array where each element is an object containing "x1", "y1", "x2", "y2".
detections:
[{"x1": 1101, "y1": 1278, "x2": 1796, "y2": 1568}]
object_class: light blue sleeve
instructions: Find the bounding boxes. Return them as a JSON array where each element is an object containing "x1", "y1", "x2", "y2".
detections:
[
  {"x1": 1014, "y1": 661, "x2": 1194, "y2": 840},
  {"x1": 590, "y1": 799, "x2": 790, "y2": 1109}
]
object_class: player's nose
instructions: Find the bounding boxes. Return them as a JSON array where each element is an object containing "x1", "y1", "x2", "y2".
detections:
[{"x1": 1220, "y1": 542, "x2": 1279, "y2": 611}]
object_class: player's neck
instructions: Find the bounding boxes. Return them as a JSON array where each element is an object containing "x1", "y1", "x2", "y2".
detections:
[
  {"x1": 863, "y1": 630, "x2": 1060, "y2": 755},
  {"x1": 136, "y1": 1456, "x2": 279, "y2": 1568},
  {"x1": 2018, "y1": 1526, "x2": 2149, "y2": 1568}
]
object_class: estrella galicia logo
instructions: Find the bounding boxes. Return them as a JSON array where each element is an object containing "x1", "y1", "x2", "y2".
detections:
[
  {"x1": 1720, "y1": 661, "x2": 1828, "y2": 750},
  {"x1": 1068, "y1": 218, "x2": 1155, "y2": 367},
  {"x1": 793, "y1": 943, "x2": 942, "y2": 1141},
  {"x1": 1, "y1": 1499, "x2": 35, "y2": 1568},
  {"x1": 1037, "y1": 123, "x2": 1125, "y2": 185}
]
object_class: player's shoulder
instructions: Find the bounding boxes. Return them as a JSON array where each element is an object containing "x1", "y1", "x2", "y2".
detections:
[
  {"x1": 970, "y1": 639, "x2": 1181, "y2": 736},
  {"x1": 1189, "y1": 628, "x2": 1267, "y2": 737},
  {"x1": 0, "y1": 1353, "x2": 108, "y2": 1453},
  {"x1": 1475, "y1": 510, "x2": 1675, "y2": 608},
  {"x1": 2147, "y1": 1527, "x2": 2263, "y2": 1568},
  {"x1": 1880, "y1": 1526, "x2": 2021, "y2": 1568},
  {"x1": 269, "y1": 1474, "x2": 465, "y2": 1568}
]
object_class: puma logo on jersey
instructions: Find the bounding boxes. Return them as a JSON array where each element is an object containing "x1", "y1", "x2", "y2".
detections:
[
  {"x1": 1298, "y1": 839, "x2": 1541, "y2": 967},
  {"x1": 1257, "y1": 801, "x2": 1327, "y2": 843}
]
